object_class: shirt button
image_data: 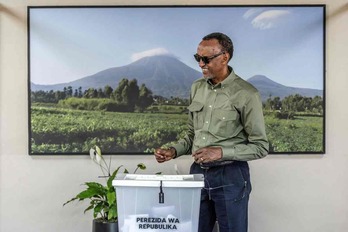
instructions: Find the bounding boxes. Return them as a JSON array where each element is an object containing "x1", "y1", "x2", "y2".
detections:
[
  {"x1": 209, "y1": 105, "x2": 212, "y2": 108},
  {"x1": 222, "y1": 117, "x2": 225, "y2": 120},
  {"x1": 205, "y1": 121, "x2": 209, "y2": 124},
  {"x1": 203, "y1": 137, "x2": 206, "y2": 140},
  {"x1": 214, "y1": 89, "x2": 217, "y2": 92}
]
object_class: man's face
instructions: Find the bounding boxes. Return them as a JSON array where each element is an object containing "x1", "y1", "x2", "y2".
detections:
[{"x1": 196, "y1": 39, "x2": 227, "y2": 81}]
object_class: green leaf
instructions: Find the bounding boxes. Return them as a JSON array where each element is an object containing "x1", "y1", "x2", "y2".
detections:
[
  {"x1": 107, "y1": 191, "x2": 116, "y2": 206},
  {"x1": 86, "y1": 182, "x2": 107, "y2": 194},
  {"x1": 77, "y1": 188, "x2": 104, "y2": 200},
  {"x1": 84, "y1": 205, "x2": 94, "y2": 214},
  {"x1": 107, "y1": 166, "x2": 122, "y2": 188},
  {"x1": 63, "y1": 197, "x2": 78, "y2": 206},
  {"x1": 85, "y1": 182, "x2": 105, "y2": 189},
  {"x1": 108, "y1": 203, "x2": 118, "y2": 220},
  {"x1": 137, "y1": 163, "x2": 146, "y2": 170}
]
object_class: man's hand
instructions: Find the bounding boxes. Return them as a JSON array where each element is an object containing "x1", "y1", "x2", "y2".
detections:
[
  {"x1": 154, "y1": 147, "x2": 176, "y2": 163},
  {"x1": 192, "y1": 147, "x2": 222, "y2": 164}
]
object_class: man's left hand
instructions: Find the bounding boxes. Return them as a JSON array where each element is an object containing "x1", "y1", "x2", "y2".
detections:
[{"x1": 192, "y1": 147, "x2": 222, "y2": 164}]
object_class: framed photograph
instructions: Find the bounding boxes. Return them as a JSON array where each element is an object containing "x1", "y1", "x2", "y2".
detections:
[{"x1": 28, "y1": 5, "x2": 325, "y2": 155}]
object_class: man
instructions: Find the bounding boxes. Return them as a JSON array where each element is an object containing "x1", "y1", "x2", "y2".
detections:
[{"x1": 154, "y1": 32, "x2": 269, "y2": 232}]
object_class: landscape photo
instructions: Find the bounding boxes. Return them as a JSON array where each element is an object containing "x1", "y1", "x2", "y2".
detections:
[{"x1": 28, "y1": 5, "x2": 325, "y2": 154}]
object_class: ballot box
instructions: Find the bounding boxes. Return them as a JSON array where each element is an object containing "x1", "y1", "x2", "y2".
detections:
[{"x1": 113, "y1": 174, "x2": 204, "y2": 232}]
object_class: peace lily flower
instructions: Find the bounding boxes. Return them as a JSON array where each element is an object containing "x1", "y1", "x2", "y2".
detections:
[{"x1": 90, "y1": 146, "x2": 110, "y2": 176}]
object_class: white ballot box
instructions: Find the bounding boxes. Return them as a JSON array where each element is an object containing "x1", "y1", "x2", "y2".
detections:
[{"x1": 113, "y1": 174, "x2": 204, "y2": 232}]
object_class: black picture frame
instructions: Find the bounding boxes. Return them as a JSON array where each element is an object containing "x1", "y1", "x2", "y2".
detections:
[{"x1": 28, "y1": 5, "x2": 326, "y2": 155}]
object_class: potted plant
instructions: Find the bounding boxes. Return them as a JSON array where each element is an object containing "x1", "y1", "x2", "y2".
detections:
[{"x1": 63, "y1": 146, "x2": 146, "y2": 232}]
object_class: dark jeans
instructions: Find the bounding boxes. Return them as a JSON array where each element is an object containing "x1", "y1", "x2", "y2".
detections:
[{"x1": 190, "y1": 161, "x2": 251, "y2": 232}]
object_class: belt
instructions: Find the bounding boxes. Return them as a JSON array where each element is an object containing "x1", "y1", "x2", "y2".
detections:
[{"x1": 200, "y1": 160, "x2": 234, "y2": 169}]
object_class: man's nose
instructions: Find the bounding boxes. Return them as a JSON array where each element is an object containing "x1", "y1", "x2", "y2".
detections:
[{"x1": 198, "y1": 60, "x2": 206, "y2": 68}]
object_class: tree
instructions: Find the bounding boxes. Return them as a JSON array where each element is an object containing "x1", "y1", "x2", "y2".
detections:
[
  {"x1": 128, "y1": 79, "x2": 140, "y2": 111},
  {"x1": 55, "y1": 90, "x2": 66, "y2": 102},
  {"x1": 111, "y1": 78, "x2": 141, "y2": 111},
  {"x1": 84, "y1": 88, "x2": 98, "y2": 98},
  {"x1": 104, "y1": 85, "x2": 113, "y2": 99},
  {"x1": 311, "y1": 96, "x2": 323, "y2": 114},
  {"x1": 97, "y1": 88, "x2": 105, "y2": 98},
  {"x1": 282, "y1": 94, "x2": 301, "y2": 112},
  {"x1": 78, "y1": 87, "x2": 83, "y2": 98},
  {"x1": 74, "y1": 89, "x2": 78, "y2": 97},
  {"x1": 112, "y1": 78, "x2": 129, "y2": 103},
  {"x1": 265, "y1": 96, "x2": 281, "y2": 111},
  {"x1": 67, "y1": 86, "x2": 73, "y2": 98},
  {"x1": 138, "y1": 84, "x2": 154, "y2": 111}
]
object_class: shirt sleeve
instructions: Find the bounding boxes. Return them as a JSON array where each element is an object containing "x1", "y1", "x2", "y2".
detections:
[
  {"x1": 171, "y1": 110, "x2": 195, "y2": 158},
  {"x1": 220, "y1": 91, "x2": 269, "y2": 161}
]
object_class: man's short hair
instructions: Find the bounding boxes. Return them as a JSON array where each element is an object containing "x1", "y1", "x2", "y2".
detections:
[{"x1": 202, "y1": 32, "x2": 234, "y2": 61}]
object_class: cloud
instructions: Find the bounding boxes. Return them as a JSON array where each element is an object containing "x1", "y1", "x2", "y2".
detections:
[
  {"x1": 243, "y1": 8, "x2": 264, "y2": 19},
  {"x1": 246, "y1": 9, "x2": 291, "y2": 30},
  {"x1": 131, "y1": 48, "x2": 174, "y2": 61}
]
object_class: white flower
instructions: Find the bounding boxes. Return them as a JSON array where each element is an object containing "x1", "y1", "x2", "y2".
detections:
[
  {"x1": 95, "y1": 146, "x2": 102, "y2": 164},
  {"x1": 90, "y1": 146, "x2": 109, "y2": 175},
  {"x1": 89, "y1": 148, "x2": 97, "y2": 162},
  {"x1": 95, "y1": 152, "x2": 102, "y2": 164},
  {"x1": 90, "y1": 146, "x2": 103, "y2": 164}
]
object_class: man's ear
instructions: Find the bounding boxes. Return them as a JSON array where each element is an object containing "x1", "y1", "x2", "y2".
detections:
[{"x1": 222, "y1": 52, "x2": 230, "y2": 64}]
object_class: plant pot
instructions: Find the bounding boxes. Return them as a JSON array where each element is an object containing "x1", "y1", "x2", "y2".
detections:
[{"x1": 92, "y1": 219, "x2": 118, "y2": 232}]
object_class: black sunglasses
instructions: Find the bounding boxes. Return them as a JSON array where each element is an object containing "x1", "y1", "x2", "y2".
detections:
[{"x1": 193, "y1": 51, "x2": 225, "y2": 64}]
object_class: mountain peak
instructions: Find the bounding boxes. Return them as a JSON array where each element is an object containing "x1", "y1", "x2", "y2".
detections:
[
  {"x1": 247, "y1": 75, "x2": 284, "y2": 88},
  {"x1": 247, "y1": 74, "x2": 322, "y2": 100},
  {"x1": 131, "y1": 55, "x2": 180, "y2": 66}
]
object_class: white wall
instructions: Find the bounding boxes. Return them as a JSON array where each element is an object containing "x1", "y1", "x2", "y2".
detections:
[{"x1": 1, "y1": 0, "x2": 347, "y2": 231}]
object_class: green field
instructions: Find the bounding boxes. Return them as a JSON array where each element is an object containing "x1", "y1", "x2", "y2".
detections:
[
  {"x1": 30, "y1": 106, "x2": 324, "y2": 154},
  {"x1": 265, "y1": 115, "x2": 323, "y2": 153}
]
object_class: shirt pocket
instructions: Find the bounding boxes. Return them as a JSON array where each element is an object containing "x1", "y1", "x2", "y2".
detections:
[
  {"x1": 187, "y1": 101, "x2": 204, "y2": 130},
  {"x1": 211, "y1": 109, "x2": 239, "y2": 137}
]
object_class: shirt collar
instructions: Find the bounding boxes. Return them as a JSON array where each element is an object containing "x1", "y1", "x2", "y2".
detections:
[{"x1": 207, "y1": 66, "x2": 237, "y2": 88}]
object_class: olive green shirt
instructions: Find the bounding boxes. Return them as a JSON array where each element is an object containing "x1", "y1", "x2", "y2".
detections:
[{"x1": 172, "y1": 68, "x2": 269, "y2": 161}]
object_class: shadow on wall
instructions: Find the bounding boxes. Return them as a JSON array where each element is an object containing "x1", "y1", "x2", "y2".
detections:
[
  {"x1": 326, "y1": 2, "x2": 348, "y2": 21},
  {"x1": 0, "y1": 3, "x2": 26, "y2": 24}
]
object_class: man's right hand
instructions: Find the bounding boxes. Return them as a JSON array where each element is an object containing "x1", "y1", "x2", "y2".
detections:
[{"x1": 154, "y1": 147, "x2": 176, "y2": 163}]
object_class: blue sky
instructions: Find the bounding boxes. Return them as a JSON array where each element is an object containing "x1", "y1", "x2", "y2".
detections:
[{"x1": 29, "y1": 6, "x2": 324, "y2": 89}]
